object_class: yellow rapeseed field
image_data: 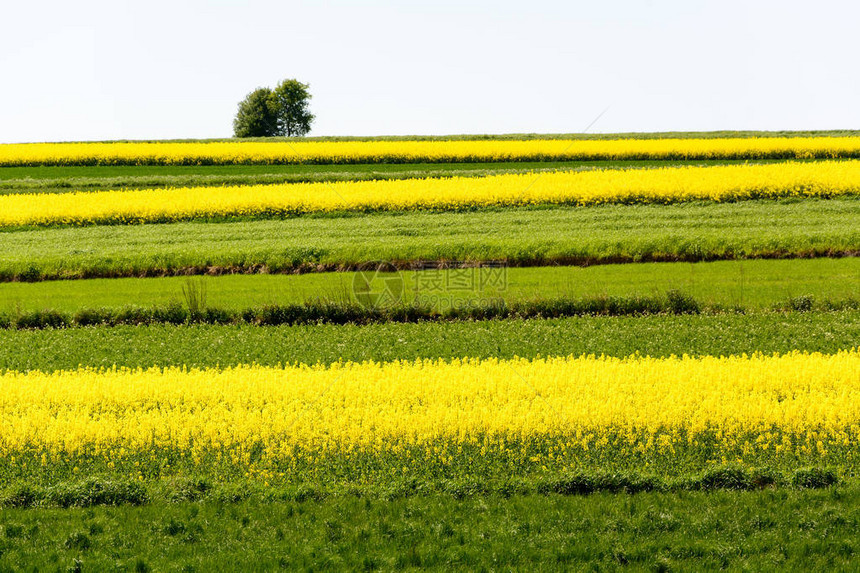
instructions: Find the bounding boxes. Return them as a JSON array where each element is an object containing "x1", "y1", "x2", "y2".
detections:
[
  {"x1": 2, "y1": 137, "x2": 860, "y2": 166},
  {"x1": 1, "y1": 352, "x2": 857, "y2": 474},
  {"x1": 2, "y1": 161, "x2": 859, "y2": 226}
]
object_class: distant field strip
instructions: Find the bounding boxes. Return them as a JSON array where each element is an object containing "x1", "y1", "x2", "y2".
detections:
[
  {"x1": 4, "y1": 137, "x2": 860, "y2": 166},
  {"x1": 0, "y1": 162, "x2": 612, "y2": 196},
  {"x1": 2, "y1": 161, "x2": 860, "y2": 227},
  {"x1": 0, "y1": 199, "x2": 857, "y2": 281},
  {"x1": 0, "y1": 160, "x2": 798, "y2": 195},
  {"x1": 2, "y1": 352, "x2": 859, "y2": 482}
]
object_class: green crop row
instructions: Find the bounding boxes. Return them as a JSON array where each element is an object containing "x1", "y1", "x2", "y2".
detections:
[
  {"x1": 0, "y1": 291, "x2": 723, "y2": 331},
  {"x1": 2, "y1": 310, "x2": 857, "y2": 372},
  {"x1": 1, "y1": 199, "x2": 857, "y2": 282},
  {"x1": 0, "y1": 467, "x2": 841, "y2": 510}
]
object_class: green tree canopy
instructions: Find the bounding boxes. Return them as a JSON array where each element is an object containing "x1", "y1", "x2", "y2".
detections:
[
  {"x1": 232, "y1": 87, "x2": 278, "y2": 138},
  {"x1": 271, "y1": 79, "x2": 315, "y2": 137},
  {"x1": 233, "y1": 79, "x2": 314, "y2": 138}
]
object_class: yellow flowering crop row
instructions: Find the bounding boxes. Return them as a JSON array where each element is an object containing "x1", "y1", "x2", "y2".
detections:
[
  {"x1": 2, "y1": 161, "x2": 859, "y2": 227},
  {"x1": 2, "y1": 137, "x2": 860, "y2": 166},
  {"x1": 1, "y1": 351, "x2": 858, "y2": 471}
]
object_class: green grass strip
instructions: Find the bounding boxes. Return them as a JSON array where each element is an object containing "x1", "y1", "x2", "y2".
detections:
[
  {"x1": 0, "y1": 291, "x2": 709, "y2": 330},
  {"x1": 0, "y1": 467, "x2": 841, "y2": 510},
  {"x1": 0, "y1": 485, "x2": 856, "y2": 571},
  {"x1": 1, "y1": 199, "x2": 857, "y2": 281},
  {"x1": 0, "y1": 258, "x2": 857, "y2": 313},
  {"x1": 1, "y1": 311, "x2": 856, "y2": 372}
]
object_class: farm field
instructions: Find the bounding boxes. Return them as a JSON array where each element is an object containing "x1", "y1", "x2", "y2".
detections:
[
  {"x1": 1, "y1": 198, "x2": 858, "y2": 280},
  {"x1": 1, "y1": 133, "x2": 858, "y2": 569},
  {"x1": 2, "y1": 351, "x2": 858, "y2": 490}
]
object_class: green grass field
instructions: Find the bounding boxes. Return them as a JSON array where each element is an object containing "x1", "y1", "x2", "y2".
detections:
[
  {"x1": 0, "y1": 487, "x2": 855, "y2": 572},
  {"x1": 0, "y1": 258, "x2": 856, "y2": 314},
  {"x1": 1, "y1": 488, "x2": 857, "y2": 572},
  {"x1": 1, "y1": 199, "x2": 857, "y2": 281}
]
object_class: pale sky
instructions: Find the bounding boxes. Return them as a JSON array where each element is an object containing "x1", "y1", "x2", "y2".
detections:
[{"x1": 1, "y1": 0, "x2": 858, "y2": 143}]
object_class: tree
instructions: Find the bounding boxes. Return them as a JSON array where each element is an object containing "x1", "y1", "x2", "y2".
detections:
[
  {"x1": 270, "y1": 79, "x2": 315, "y2": 137},
  {"x1": 233, "y1": 88, "x2": 278, "y2": 138},
  {"x1": 233, "y1": 80, "x2": 315, "y2": 138}
]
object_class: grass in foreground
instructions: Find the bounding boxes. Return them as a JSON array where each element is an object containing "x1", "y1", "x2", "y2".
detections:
[
  {"x1": 0, "y1": 258, "x2": 856, "y2": 313},
  {"x1": 0, "y1": 488, "x2": 857, "y2": 571},
  {"x1": 2, "y1": 311, "x2": 857, "y2": 372},
  {"x1": 1, "y1": 198, "x2": 857, "y2": 281}
]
